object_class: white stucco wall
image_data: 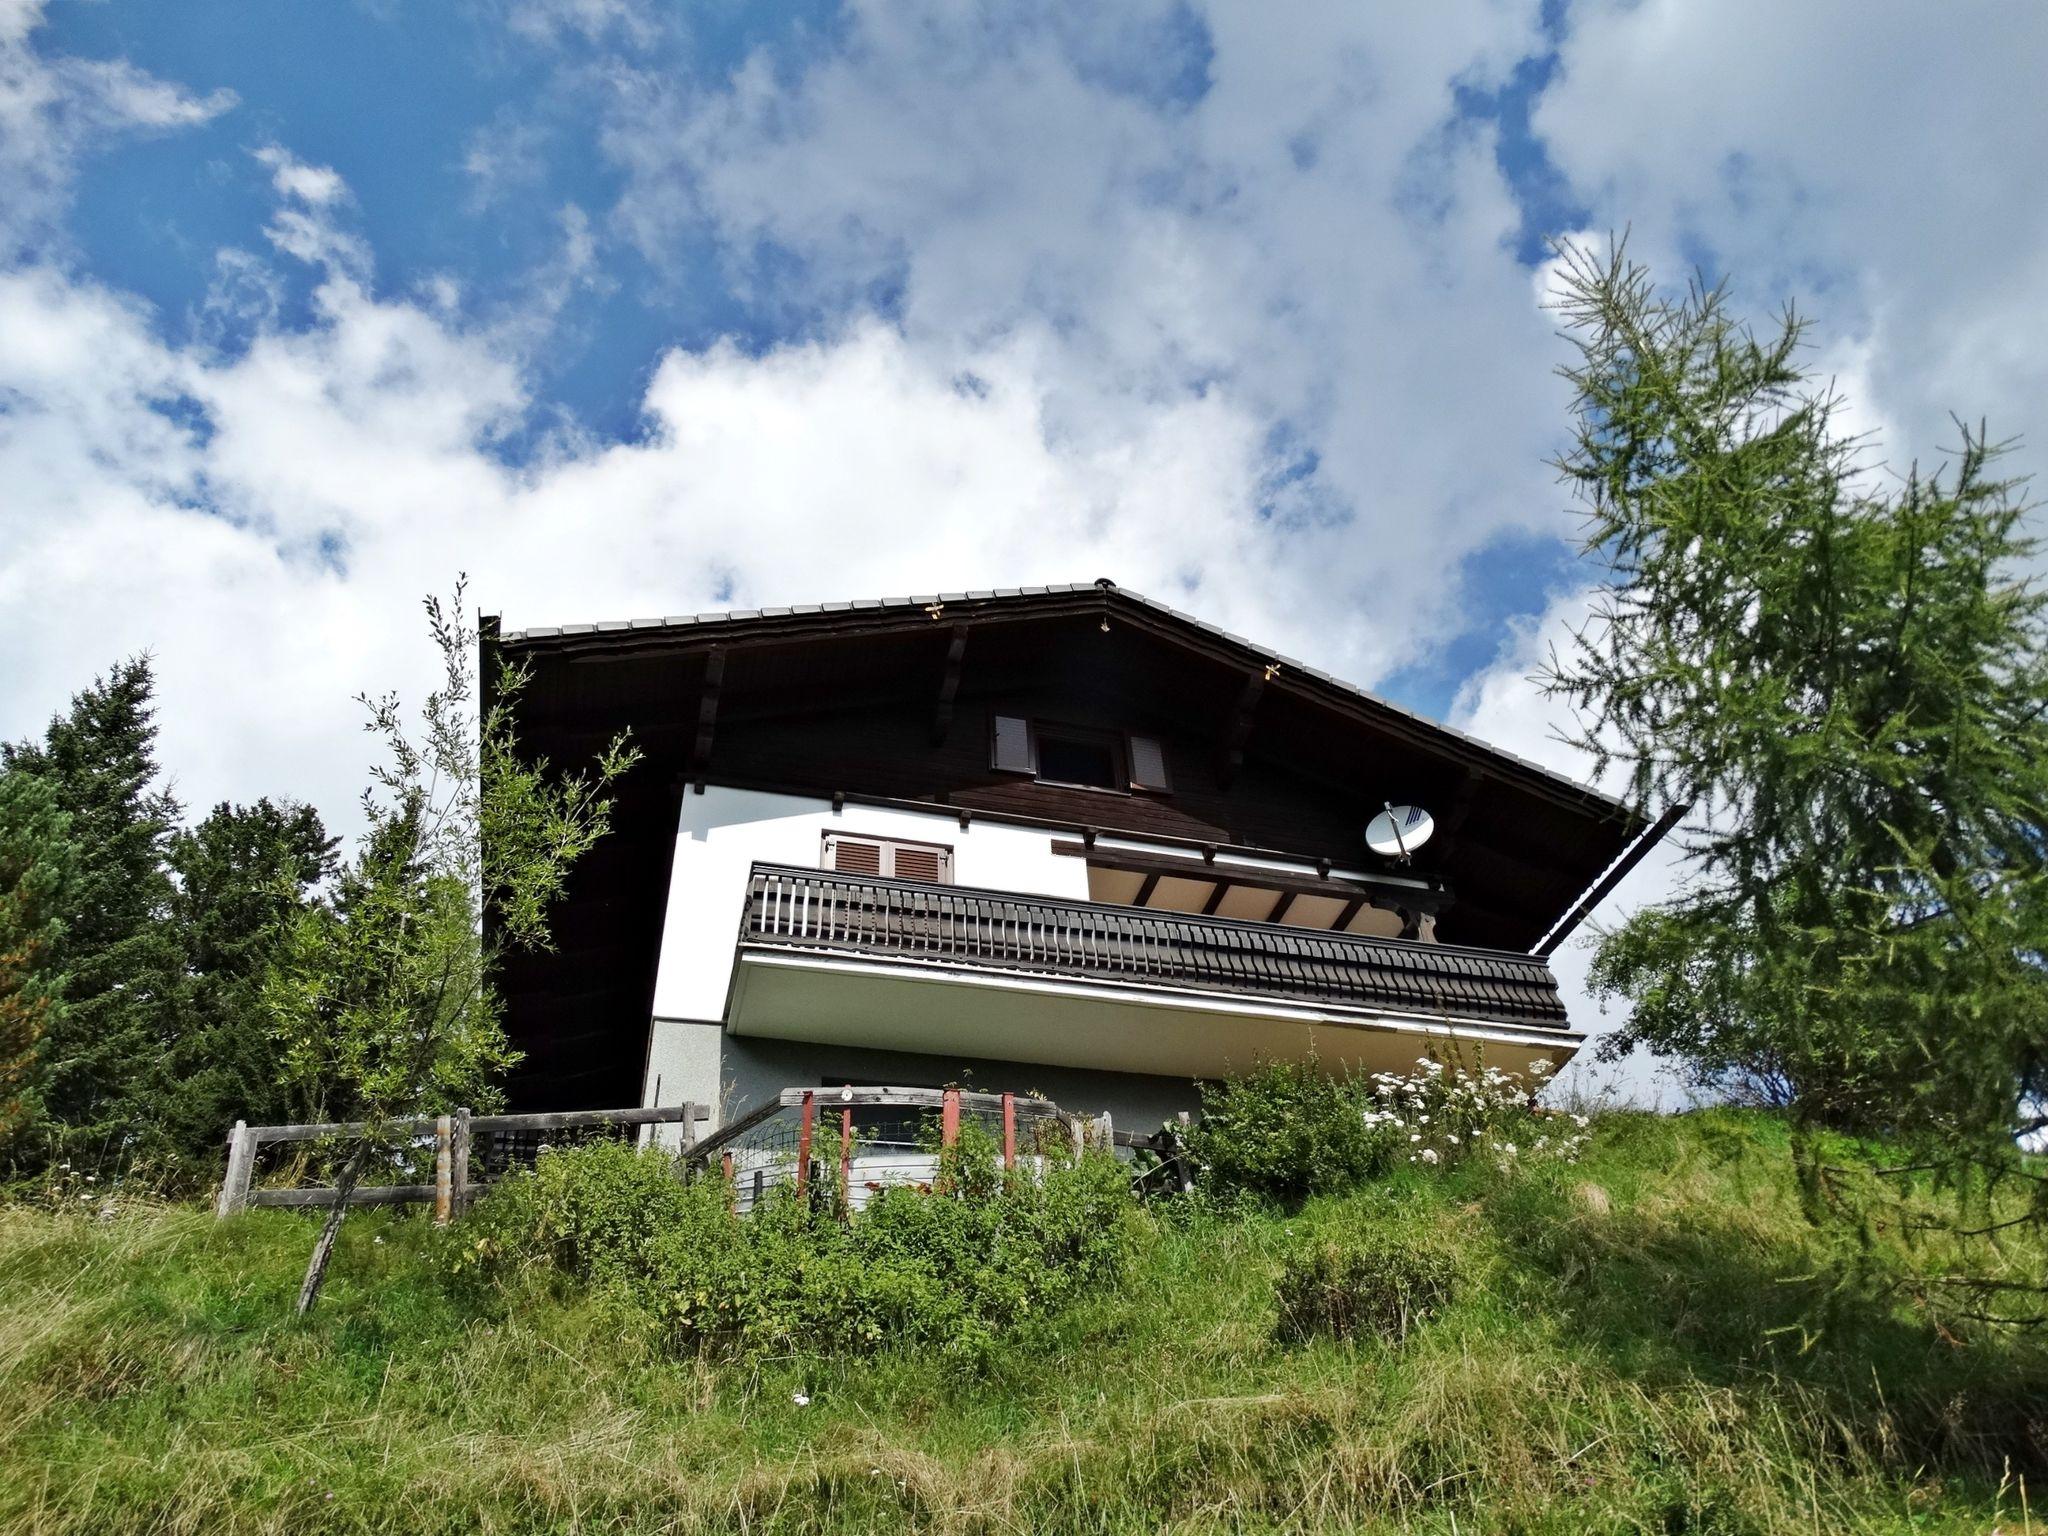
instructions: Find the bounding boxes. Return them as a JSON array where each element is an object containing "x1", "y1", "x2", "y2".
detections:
[{"x1": 641, "y1": 788, "x2": 1092, "y2": 1119}]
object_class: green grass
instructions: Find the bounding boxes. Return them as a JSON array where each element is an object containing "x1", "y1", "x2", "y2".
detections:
[{"x1": 1, "y1": 1110, "x2": 2043, "y2": 1534}]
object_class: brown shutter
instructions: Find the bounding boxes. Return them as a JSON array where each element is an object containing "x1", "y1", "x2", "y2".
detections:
[
  {"x1": 825, "y1": 835, "x2": 882, "y2": 876},
  {"x1": 1127, "y1": 734, "x2": 1171, "y2": 792},
  {"x1": 889, "y1": 843, "x2": 946, "y2": 883},
  {"x1": 991, "y1": 714, "x2": 1035, "y2": 774}
]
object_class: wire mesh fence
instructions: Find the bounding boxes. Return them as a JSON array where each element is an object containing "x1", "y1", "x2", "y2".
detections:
[{"x1": 689, "y1": 1086, "x2": 1095, "y2": 1214}]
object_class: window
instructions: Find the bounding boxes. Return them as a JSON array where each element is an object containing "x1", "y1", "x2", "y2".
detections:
[
  {"x1": 821, "y1": 833, "x2": 954, "y2": 883},
  {"x1": 1034, "y1": 726, "x2": 1122, "y2": 789},
  {"x1": 990, "y1": 714, "x2": 1172, "y2": 794}
]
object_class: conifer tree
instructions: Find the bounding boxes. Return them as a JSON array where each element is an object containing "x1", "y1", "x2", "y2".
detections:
[
  {"x1": 1542, "y1": 243, "x2": 2048, "y2": 1311},
  {"x1": 0, "y1": 769, "x2": 78, "y2": 1165},
  {"x1": 160, "y1": 799, "x2": 337, "y2": 1161},
  {"x1": 2, "y1": 659, "x2": 184, "y2": 1168}
]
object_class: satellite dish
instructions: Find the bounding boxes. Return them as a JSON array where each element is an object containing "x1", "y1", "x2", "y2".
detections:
[{"x1": 1365, "y1": 803, "x2": 1435, "y2": 861}]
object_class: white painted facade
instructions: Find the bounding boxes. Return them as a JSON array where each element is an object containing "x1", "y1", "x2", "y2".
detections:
[
  {"x1": 637, "y1": 785, "x2": 1576, "y2": 1141},
  {"x1": 643, "y1": 788, "x2": 1091, "y2": 1121}
]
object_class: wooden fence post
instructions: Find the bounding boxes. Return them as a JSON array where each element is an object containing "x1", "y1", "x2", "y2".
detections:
[
  {"x1": 838, "y1": 1101, "x2": 853, "y2": 1215},
  {"x1": 940, "y1": 1087, "x2": 960, "y2": 1148},
  {"x1": 1175, "y1": 1110, "x2": 1194, "y2": 1193},
  {"x1": 1001, "y1": 1092, "x2": 1016, "y2": 1171},
  {"x1": 216, "y1": 1120, "x2": 255, "y2": 1218},
  {"x1": 720, "y1": 1150, "x2": 735, "y2": 1213},
  {"x1": 452, "y1": 1108, "x2": 472, "y2": 1216},
  {"x1": 433, "y1": 1114, "x2": 453, "y2": 1225},
  {"x1": 794, "y1": 1090, "x2": 815, "y2": 1200},
  {"x1": 1068, "y1": 1113, "x2": 1085, "y2": 1161}
]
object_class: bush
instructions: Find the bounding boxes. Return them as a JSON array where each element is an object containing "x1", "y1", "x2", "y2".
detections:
[
  {"x1": 1183, "y1": 1059, "x2": 1392, "y2": 1202},
  {"x1": 463, "y1": 1126, "x2": 1138, "y2": 1365},
  {"x1": 1274, "y1": 1232, "x2": 1460, "y2": 1345},
  {"x1": 1186, "y1": 1057, "x2": 1596, "y2": 1203},
  {"x1": 459, "y1": 1138, "x2": 698, "y2": 1288}
]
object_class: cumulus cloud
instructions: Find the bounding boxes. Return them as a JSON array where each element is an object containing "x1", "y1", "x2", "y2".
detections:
[
  {"x1": 1538, "y1": 0, "x2": 2048, "y2": 488},
  {"x1": 592, "y1": 0, "x2": 1572, "y2": 680}
]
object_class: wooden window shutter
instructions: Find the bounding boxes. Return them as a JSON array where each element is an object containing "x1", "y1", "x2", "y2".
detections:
[
  {"x1": 889, "y1": 843, "x2": 950, "y2": 884},
  {"x1": 824, "y1": 835, "x2": 882, "y2": 876},
  {"x1": 823, "y1": 833, "x2": 953, "y2": 884},
  {"x1": 991, "y1": 713, "x2": 1036, "y2": 774},
  {"x1": 1127, "y1": 734, "x2": 1171, "y2": 792}
]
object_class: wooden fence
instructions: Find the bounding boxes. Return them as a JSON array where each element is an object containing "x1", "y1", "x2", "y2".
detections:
[
  {"x1": 217, "y1": 1088, "x2": 1195, "y2": 1222},
  {"x1": 214, "y1": 1103, "x2": 710, "y2": 1221}
]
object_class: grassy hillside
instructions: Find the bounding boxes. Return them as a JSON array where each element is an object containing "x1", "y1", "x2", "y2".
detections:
[{"x1": 1, "y1": 1110, "x2": 2043, "y2": 1534}]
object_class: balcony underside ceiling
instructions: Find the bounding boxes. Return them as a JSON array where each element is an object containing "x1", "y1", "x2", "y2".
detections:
[{"x1": 726, "y1": 949, "x2": 1583, "y2": 1084}]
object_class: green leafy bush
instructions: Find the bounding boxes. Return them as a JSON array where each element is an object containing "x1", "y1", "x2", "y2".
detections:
[
  {"x1": 1183, "y1": 1059, "x2": 1393, "y2": 1202},
  {"x1": 1186, "y1": 1057, "x2": 1594, "y2": 1203},
  {"x1": 459, "y1": 1137, "x2": 697, "y2": 1287},
  {"x1": 1274, "y1": 1232, "x2": 1460, "y2": 1345},
  {"x1": 462, "y1": 1125, "x2": 1137, "y2": 1365}
]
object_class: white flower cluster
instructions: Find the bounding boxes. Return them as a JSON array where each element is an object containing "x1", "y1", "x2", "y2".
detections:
[{"x1": 1366, "y1": 1057, "x2": 1591, "y2": 1172}]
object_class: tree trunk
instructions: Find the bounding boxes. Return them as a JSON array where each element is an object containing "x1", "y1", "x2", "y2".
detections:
[{"x1": 295, "y1": 1141, "x2": 369, "y2": 1317}]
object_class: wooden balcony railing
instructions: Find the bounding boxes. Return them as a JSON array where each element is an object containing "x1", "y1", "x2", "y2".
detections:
[{"x1": 740, "y1": 864, "x2": 1569, "y2": 1030}]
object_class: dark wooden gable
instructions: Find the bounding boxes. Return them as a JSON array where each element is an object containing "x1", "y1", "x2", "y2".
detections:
[{"x1": 489, "y1": 585, "x2": 1644, "y2": 1110}]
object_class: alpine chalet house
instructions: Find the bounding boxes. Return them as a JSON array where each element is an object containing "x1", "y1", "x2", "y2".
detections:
[{"x1": 486, "y1": 581, "x2": 1663, "y2": 1137}]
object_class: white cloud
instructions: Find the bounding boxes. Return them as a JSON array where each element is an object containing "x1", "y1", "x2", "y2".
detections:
[
  {"x1": 254, "y1": 145, "x2": 349, "y2": 208},
  {"x1": 1537, "y1": 0, "x2": 2048, "y2": 490},
  {"x1": 0, "y1": 0, "x2": 235, "y2": 255},
  {"x1": 594, "y1": 0, "x2": 1572, "y2": 682}
]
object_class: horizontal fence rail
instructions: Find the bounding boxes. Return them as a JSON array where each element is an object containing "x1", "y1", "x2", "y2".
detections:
[
  {"x1": 221, "y1": 1088, "x2": 1196, "y2": 1223},
  {"x1": 740, "y1": 863, "x2": 1569, "y2": 1028},
  {"x1": 216, "y1": 1102, "x2": 710, "y2": 1219},
  {"x1": 684, "y1": 1085, "x2": 1167, "y2": 1215}
]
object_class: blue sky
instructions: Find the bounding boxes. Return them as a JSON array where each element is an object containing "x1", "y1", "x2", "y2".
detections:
[{"x1": 6, "y1": 0, "x2": 2048, "y2": 1095}]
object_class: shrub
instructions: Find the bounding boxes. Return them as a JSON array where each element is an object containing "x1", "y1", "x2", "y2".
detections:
[
  {"x1": 1366, "y1": 1056, "x2": 1591, "y2": 1171},
  {"x1": 1184, "y1": 1059, "x2": 1393, "y2": 1202},
  {"x1": 1274, "y1": 1232, "x2": 1460, "y2": 1345},
  {"x1": 459, "y1": 1138, "x2": 699, "y2": 1287},
  {"x1": 464, "y1": 1125, "x2": 1138, "y2": 1365}
]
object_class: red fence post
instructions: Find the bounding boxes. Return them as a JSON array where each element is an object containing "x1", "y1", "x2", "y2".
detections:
[
  {"x1": 941, "y1": 1087, "x2": 960, "y2": 1148},
  {"x1": 1001, "y1": 1092, "x2": 1016, "y2": 1171},
  {"x1": 795, "y1": 1090, "x2": 815, "y2": 1201}
]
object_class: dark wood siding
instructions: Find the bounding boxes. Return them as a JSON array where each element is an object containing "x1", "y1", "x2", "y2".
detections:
[{"x1": 492, "y1": 594, "x2": 1638, "y2": 1111}]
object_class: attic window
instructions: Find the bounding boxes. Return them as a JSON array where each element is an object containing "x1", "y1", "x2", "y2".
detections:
[
  {"x1": 822, "y1": 833, "x2": 954, "y2": 884},
  {"x1": 990, "y1": 714, "x2": 1172, "y2": 794},
  {"x1": 1035, "y1": 727, "x2": 1121, "y2": 790}
]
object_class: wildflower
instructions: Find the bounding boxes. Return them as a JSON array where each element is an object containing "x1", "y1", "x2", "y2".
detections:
[
  {"x1": 1409, "y1": 1133, "x2": 1422, "y2": 1143},
  {"x1": 1419, "y1": 1148, "x2": 1440, "y2": 1166},
  {"x1": 792, "y1": 1392, "x2": 811, "y2": 1407}
]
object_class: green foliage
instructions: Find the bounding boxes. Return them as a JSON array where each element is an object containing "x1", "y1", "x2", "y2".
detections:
[
  {"x1": 1, "y1": 658, "x2": 183, "y2": 1172},
  {"x1": 462, "y1": 1137, "x2": 698, "y2": 1287},
  {"x1": 4, "y1": 1111, "x2": 2044, "y2": 1533},
  {"x1": 1184, "y1": 1059, "x2": 1394, "y2": 1202},
  {"x1": 158, "y1": 799, "x2": 336, "y2": 1160},
  {"x1": 0, "y1": 770, "x2": 76, "y2": 1164},
  {"x1": 1543, "y1": 243, "x2": 2048, "y2": 1272},
  {"x1": 1185, "y1": 1058, "x2": 1587, "y2": 1203},
  {"x1": 1273, "y1": 1231, "x2": 1460, "y2": 1344},
  {"x1": 465, "y1": 1129, "x2": 1138, "y2": 1366},
  {"x1": 268, "y1": 583, "x2": 637, "y2": 1136}
]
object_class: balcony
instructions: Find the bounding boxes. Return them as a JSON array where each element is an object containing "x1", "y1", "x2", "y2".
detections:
[{"x1": 723, "y1": 864, "x2": 1582, "y2": 1083}]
